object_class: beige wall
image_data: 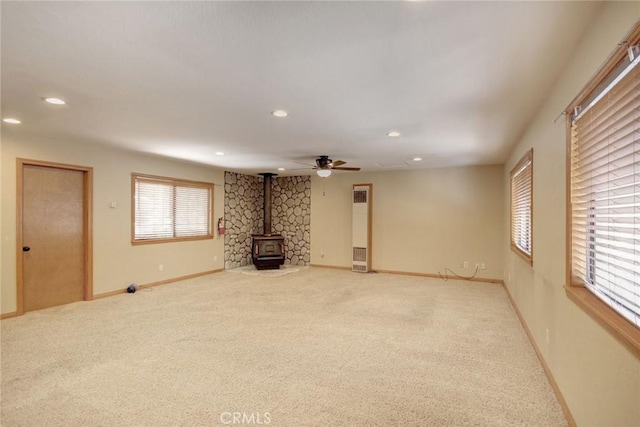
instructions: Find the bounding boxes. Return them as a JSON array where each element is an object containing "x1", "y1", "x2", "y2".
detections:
[
  {"x1": 2, "y1": 4, "x2": 638, "y2": 422},
  {"x1": 311, "y1": 166, "x2": 503, "y2": 281},
  {"x1": 1, "y1": 134, "x2": 225, "y2": 315},
  {"x1": 503, "y1": 3, "x2": 640, "y2": 426}
]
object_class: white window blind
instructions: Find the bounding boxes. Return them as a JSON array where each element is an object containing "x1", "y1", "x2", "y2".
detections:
[
  {"x1": 570, "y1": 60, "x2": 639, "y2": 327},
  {"x1": 510, "y1": 149, "x2": 533, "y2": 263},
  {"x1": 133, "y1": 174, "x2": 212, "y2": 242}
]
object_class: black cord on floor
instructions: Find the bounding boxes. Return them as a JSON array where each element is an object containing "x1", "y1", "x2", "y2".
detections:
[{"x1": 438, "y1": 265, "x2": 479, "y2": 281}]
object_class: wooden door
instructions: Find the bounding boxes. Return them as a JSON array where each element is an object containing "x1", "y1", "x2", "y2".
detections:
[{"x1": 21, "y1": 164, "x2": 86, "y2": 312}]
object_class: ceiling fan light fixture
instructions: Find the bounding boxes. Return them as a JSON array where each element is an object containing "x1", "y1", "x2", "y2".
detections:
[{"x1": 316, "y1": 169, "x2": 332, "y2": 178}]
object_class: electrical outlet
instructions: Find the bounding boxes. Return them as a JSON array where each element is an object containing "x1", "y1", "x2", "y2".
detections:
[
  {"x1": 545, "y1": 328, "x2": 550, "y2": 344},
  {"x1": 320, "y1": 252, "x2": 325, "y2": 258},
  {"x1": 159, "y1": 264, "x2": 164, "y2": 272},
  {"x1": 481, "y1": 263, "x2": 486, "y2": 270},
  {"x1": 475, "y1": 262, "x2": 480, "y2": 269},
  {"x1": 463, "y1": 261, "x2": 469, "y2": 269},
  {"x1": 213, "y1": 255, "x2": 217, "y2": 262}
]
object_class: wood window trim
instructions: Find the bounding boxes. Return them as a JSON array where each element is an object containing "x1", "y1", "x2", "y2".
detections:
[
  {"x1": 510, "y1": 149, "x2": 533, "y2": 266},
  {"x1": 131, "y1": 173, "x2": 214, "y2": 245},
  {"x1": 131, "y1": 235, "x2": 214, "y2": 246},
  {"x1": 564, "y1": 22, "x2": 640, "y2": 114},
  {"x1": 565, "y1": 285, "x2": 640, "y2": 359},
  {"x1": 564, "y1": 22, "x2": 640, "y2": 358},
  {"x1": 510, "y1": 242, "x2": 533, "y2": 266}
]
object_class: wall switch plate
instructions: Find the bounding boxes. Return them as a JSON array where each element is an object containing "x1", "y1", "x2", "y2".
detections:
[{"x1": 159, "y1": 264, "x2": 164, "y2": 272}]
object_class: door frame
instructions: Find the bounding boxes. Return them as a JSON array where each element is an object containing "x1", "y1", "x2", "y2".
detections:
[{"x1": 16, "y1": 158, "x2": 94, "y2": 315}]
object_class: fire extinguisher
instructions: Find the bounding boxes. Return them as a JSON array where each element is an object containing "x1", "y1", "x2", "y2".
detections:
[{"x1": 217, "y1": 217, "x2": 225, "y2": 235}]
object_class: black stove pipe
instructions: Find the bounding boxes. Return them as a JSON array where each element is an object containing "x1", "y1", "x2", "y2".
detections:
[{"x1": 259, "y1": 173, "x2": 276, "y2": 236}]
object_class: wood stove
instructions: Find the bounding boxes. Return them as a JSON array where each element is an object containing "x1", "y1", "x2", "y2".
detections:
[
  {"x1": 252, "y1": 173, "x2": 285, "y2": 270},
  {"x1": 252, "y1": 234, "x2": 285, "y2": 270}
]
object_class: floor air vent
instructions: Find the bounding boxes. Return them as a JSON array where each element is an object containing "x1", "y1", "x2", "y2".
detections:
[{"x1": 352, "y1": 264, "x2": 368, "y2": 273}]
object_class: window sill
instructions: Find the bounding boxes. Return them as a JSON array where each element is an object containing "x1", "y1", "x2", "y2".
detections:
[
  {"x1": 565, "y1": 285, "x2": 640, "y2": 359},
  {"x1": 132, "y1": 235, "x2": 214, "y2": 245},
  {"x1": 510, "y1": 244, "x2": 533, "y2": 266}
]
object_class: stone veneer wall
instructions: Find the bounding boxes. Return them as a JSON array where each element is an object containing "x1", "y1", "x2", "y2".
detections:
[
  {"x1": 224, "y1": 172, "x2": 311, "y2": 269},
  {"x1": 224, "y1": 172, "x2": 263, "y2": 269},
  {"x1": 272, "y1": 176, "x2": 311, "y2": 266}
]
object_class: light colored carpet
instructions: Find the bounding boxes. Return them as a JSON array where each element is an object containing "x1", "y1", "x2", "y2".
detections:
[
  {"x1": 1, "y1": 268, "x2": 566, "y2": 426},
  {"x1": 226, "y1": 264, "x2": 307, "y2": 277}
]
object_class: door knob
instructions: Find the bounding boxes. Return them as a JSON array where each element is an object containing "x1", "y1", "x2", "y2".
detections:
[{"x1": 22, "y1": 246, "x2": 30, "y2": 252}]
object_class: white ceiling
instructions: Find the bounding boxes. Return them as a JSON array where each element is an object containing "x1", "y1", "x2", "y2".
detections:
[{"x1": 1, "y1": 1, "x2": 602, "y2": 175}]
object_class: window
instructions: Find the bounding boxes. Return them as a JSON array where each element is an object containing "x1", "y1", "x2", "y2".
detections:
[
  {"x1": 566, "y1": 23, "x2": 640, "y2": 353},
  {"x1": 132, "y1": 174, "x2": 213, "y2": 244},
  {"x1": 510, "y1": 149, "x2": 533, "y2": 264}
]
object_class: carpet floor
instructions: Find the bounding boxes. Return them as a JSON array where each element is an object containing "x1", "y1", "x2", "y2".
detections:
[{"x1": 1, "y1": 267, "x2": 566, "y2": 426}]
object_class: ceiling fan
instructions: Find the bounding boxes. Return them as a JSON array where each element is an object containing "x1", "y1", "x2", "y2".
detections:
[{"x1": 297, "y1": 155, "x2": 361, "y2": 177}]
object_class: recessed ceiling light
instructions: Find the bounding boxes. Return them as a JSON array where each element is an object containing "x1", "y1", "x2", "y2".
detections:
[
  {"x1": 3, "y1": 118, "x2": 21, "y2": 124},
  {"x1": 215, "y1": 152, "x2": 225, "y2": 156},
  {"x1": 387, "y1": 131, "x2": 400, "y2": 137},
  {"x1": 272, "y1": 110, "x2": 288, "y2": 118},
  {"x1": 43, "y1": 97, "x2": 66, "y2": 105},
  {"x1": 413, "y1": 157, "x2": 422, "y2": 161},
  {"x1": 277, "y1": 168, "x2": 285, "y2": 171}
]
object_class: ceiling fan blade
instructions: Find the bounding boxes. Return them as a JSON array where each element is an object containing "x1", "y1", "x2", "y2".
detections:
[
  {"x1": 332, "y1": 167, "x2": 361, "y2": 171},
  {"x1": 331, "y1": 160, "x2": 346, "y2": 167},
  {"x1": 294, "y1": 161, "x2": 317, "y2": 167}
]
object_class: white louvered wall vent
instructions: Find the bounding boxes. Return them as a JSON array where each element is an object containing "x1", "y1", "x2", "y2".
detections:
[
  {"x1": 352, "y1": 184, "x2": 372, "y2": 273},
  {"x1": 353, "y1": 247, "x2": 367, "y2": 261},
  {"x1": 353, "y1": 189, "x2": 367, "y2": 203}
]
